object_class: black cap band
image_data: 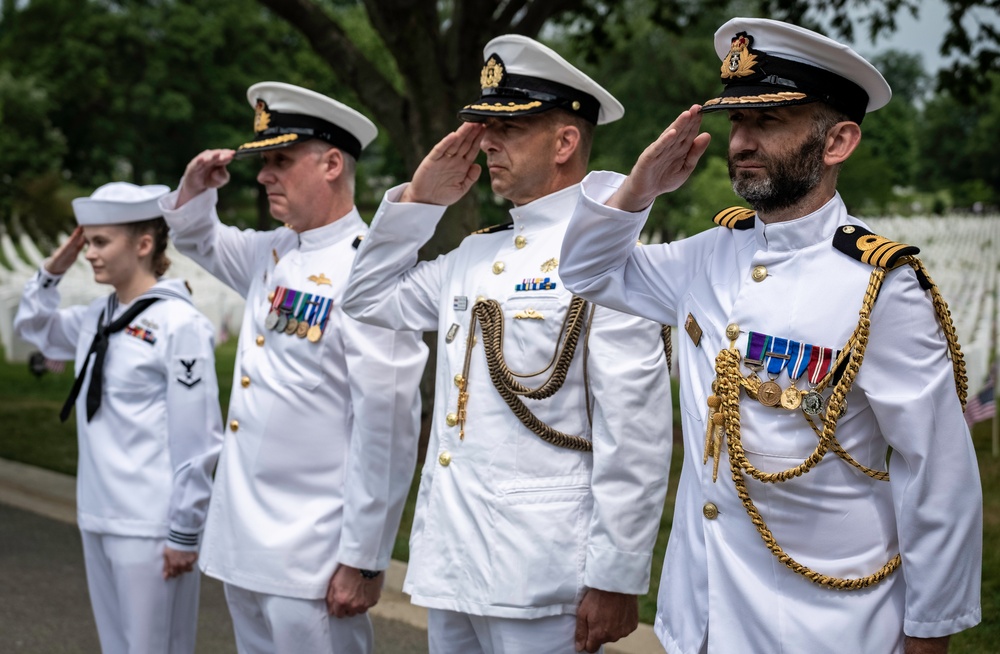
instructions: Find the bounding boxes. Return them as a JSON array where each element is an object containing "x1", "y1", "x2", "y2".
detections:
[{"x1": 238, "y1": 109, "x2": 363, "y2": 159}]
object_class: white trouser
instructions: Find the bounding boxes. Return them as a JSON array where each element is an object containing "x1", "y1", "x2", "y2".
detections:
[
  {"x1": 427, "y1": 608, "x2": 602, "y2": 654},
  {"x1": 223, "y1": 583, "x2": 374, "y2": 654},
  {"x1": 80, "y1": 530, "x2": 200, "y2": 654}
]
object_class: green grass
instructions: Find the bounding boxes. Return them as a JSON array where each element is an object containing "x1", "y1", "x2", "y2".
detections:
[{"x1": 1, "y1": 343, "x2": 996, "y2": 646}]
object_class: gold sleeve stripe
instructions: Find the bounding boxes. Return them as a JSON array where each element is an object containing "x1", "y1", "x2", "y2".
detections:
[{"x1": 464, "y1": 101, "x2": 544, "y2": 112}]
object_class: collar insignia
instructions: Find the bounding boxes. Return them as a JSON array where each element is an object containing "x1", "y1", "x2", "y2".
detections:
[
  {"x1": 254, "y1": 100, "x2": 271, "y2": 134},
  {"x1": 722, "y1": 32, "x2": 759, "y2": 80},
  {"x1": 480, "y1": 55, "x2": 505, "y2": 89},
  {"x1": 308, "y1": 273, "x2": 332, "y2": 286}
]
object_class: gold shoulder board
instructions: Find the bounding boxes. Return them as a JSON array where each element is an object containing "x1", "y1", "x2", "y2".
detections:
[
  {"x1": 832, "y1": 225, "x2": 920, "y2": 270},
  {"x1": 470, "y1": 221, "x2": 514, "y2": 236},
  {"x1": 713, "y1": 206, "x2": 756, "y2": 230}
]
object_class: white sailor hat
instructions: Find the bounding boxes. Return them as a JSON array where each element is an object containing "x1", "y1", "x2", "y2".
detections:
[
  {"x1": 459, "y1": 34, "x2": 624, "y2": 125},
  {"x1": 701, "y1": 18, "x2": 891, "y2": 123},
  {"x1": 234, "y1": 81, "x2": 378, "y2": 160},
  {"x1": 72, "y1": 182, "x2": 171, "y2": 226}
]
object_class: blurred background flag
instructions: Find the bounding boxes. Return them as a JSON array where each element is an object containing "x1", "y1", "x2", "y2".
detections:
[{"x1": 965, "y1": 365, "x2": 997, "y2": 427}]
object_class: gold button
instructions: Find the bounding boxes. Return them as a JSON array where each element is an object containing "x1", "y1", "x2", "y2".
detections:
[
  {"x1": 230, "y1": 420, "x2": 239, "y2": 433},
  {"x1": 751, "y1": 265, "x2": 768, "y2": 282},
  {"x1": 725, "y1": 323, "x2": 740, "y2": 340},
  {"x1": 514, "y1": 235, "x2": 527, "y2": 249},
  {"x1": 703, "y1": 502, "x2": 719, "y2": 520},
  {"x1": 842, "y1": 225, "x2": 856, "y2": 234},
  {"x1": 492, "y1": 261, "x2": 505, "y2": 275},
  {"x1": 255, "y1": 335, "x2": 265, "y2": 346},
  {"x1": 571, "y1": 100, "x2": 581, "y2": 111},
  {"x1": 445, "y1": 412, "x2": 458, "y2": 427},
  {"x1": 241, "y1": 376, "x2": 251, "y2": 388},
  {"x1": 476, "y1": 295, "x2": 486, "y2": 303},
  {"x1": 438, "y1": 451, "x2": 452, "y2": 467},
  {"x1": 454, "y1": 374, "x2": 465, "y2": 387},
  {"x1": 268, "y1": 291, "x2": 275, "y2": 302}
]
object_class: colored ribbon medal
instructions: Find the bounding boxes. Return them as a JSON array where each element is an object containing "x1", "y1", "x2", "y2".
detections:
[
  {"x1": 285, "y1": 292, "x2": 309, "y2": 335},
  {"x1": 801, "y1": 345, "x2": 834, "y2": 415},
  {"x1": 782, "y1": 340, "x2": 812, "y2": 410},
  {"x1": 307, "y1": 296, "x2": 334, "y2": 343},
  {"x1": 297, "y1": 297, "x2": 319, "y2": 338},
  {"x1": 265, "y1": 287, "x2": 287, "y2": 330},
  {"x1": 758, "y1": 336, "x2": 789, "y2": 407},
  {"x1": 743, "y1": 332, "x2": 770, "y2": 399},
  {"x1": 275, "y1": 288, "x2": 295, "y2": 332}
]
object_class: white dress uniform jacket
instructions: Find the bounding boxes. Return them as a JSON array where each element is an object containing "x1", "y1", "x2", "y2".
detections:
[
  {"x1": 159, "y1": 189, "x2": 427, "y2": 599},
  {"x1": 16, "y1": 273, "x2": 223, "y2": 548},
  {"x1": 559, "y1": 172, "x2": 983, "y2": 653},
  {"x1": 342, "y1": 183, "x2": 673, "y2": 619}
]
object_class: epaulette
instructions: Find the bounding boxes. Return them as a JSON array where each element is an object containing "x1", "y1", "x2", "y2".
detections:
[
  {"x1": 470, "y1": 221, "x2": 514, "y2": 236},
  {"x1": 713, "y1": 206, "x2": 756, "y2": 230},
  {"x1": 832, "y1": 225, "x2": 920, "y2": 271},
  {"x1": 352, "y1": 234, "x2": 364, "y2": 249}
]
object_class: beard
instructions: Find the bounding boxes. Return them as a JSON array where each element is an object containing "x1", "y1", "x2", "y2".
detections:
[{"x1": 728, "y1": 130, "x2": 825, "y2": 214}]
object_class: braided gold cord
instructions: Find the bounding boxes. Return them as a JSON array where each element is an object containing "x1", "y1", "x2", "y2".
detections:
[
  {"x1": 661, "y1": 325, "x2": 673, "y2": 374},
  {"x1": 712, "y1": 267, "x2": 902, "y2": 589},
  {"x1": 803, "y1": 413, "x2": 889, "y2": 481},
  {"x1": 462, "y1": 298, "x2": 593, "y2": 451},
  {"x1": 901, "y1": 257, "x2": 968, "y2": 409}
]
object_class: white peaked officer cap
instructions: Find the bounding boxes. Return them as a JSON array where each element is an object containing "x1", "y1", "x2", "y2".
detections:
[
  {"x1": 72, "y1": 182, "x2": 171, "y2": 226},
  {"x1": 701, "y1": 17, "x2": 891, "y2": 124},
  {"x1": 459, "y1": 34, "x2": 624, "y2": 125},
  {"x1": 234, "y1": 81, "x2": 378, "y2": 160}
]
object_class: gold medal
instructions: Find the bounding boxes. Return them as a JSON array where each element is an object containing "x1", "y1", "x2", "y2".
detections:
[
  {"x1": 296, "y1": 321, "x2": 309, "y2": 338},
  {"x1": 758, "y1": 380, "x2": 781, "y2": 407},
  {"x1": 743, "y1": 373, "x2": 761, "y2": 400},
  {"x1": 780, "y1": 386, "x2": 801, "y2": 410},
  {"x1": 285, "y1": 317, "x2": 298, "y2": 334},
  {"x1": 307, "y1": 324, "x2": 322, "y2": 343}
]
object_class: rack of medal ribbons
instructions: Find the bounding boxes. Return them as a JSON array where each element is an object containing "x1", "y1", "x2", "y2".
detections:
[
  {"x1": 264, "y1": 286, "x2": 334, "y2": 343},
  {"x1": 740, "y1": 331, "x2": 842, "y2": 417}
]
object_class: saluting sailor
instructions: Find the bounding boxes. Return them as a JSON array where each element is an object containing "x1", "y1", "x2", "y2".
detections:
[
  {"x1": 559, "y1": 17, "x2": 982, "y2": 654},
  {"x1": 15, "y1": 182, "x2": 224, "y2": 654},
  {"x1": 342, "y1": 35, "x2": 673, "y2": 654},
  {"x1": 158, "y1": 83, "x2": 427, "y2": 654}
]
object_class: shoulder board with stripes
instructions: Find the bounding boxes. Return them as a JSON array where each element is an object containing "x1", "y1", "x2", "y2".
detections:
[
  {"x1": 832, "y1": 225, "x2": 920, "y2": 269},
  {"x1": 352, "y1": 234, "x2": 364, "y2": 249},
  {"x1": 470, "y1": 222, "x2": 514, "y2": 236},
  {"x1": 713, "y1": 206, "x2": 756, "y2": 230}
]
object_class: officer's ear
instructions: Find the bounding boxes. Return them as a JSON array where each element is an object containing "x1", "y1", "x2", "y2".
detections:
[
  {"x1": 553, "y1": 124, "x2": 581, "y2": 165},
  {"x1": 824, "y1": 121, "x2": 862, "y2": 166},
  {"x1": 321, "y1": 146, "x2": 345, "y2": 183}
]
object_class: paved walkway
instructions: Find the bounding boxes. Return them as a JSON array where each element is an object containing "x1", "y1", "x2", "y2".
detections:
[{"x1": 0, "y1": 458, "x2": 664, "y2": 653}]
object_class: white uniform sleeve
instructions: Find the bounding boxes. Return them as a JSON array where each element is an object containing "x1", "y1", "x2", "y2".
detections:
[
  {"x1": 860, "y1": 266, "x2": 982, "y2": 637},
  {"x1": 584, "y1": 305, "x2": 673, "y2": 594},
  {"x1": 560, "y1": 171, "x2": 683, "y2": 325},
  {"x1": 341, "y1": 184, "x2": 448, "y2": 331},
  {"x1": 163, "y1": 312, "x2": 225, "y2": 551},
  {"x1": 14, "y1": 266, "x2": 87, "y2": 360},
  {"x1": 159, "y1": 188, "x2": 272, "y2": 298},
  {"x1": 337, "y1": 314, "x2": 427, "y2": 570}
]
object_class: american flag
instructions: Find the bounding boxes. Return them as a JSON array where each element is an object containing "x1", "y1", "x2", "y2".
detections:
[{"x1": 965, "y1": 369, "x2": 996, "y2": 427}]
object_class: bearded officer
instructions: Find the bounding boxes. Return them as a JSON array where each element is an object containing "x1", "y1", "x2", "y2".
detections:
[
  {"x1": 158, "y1": 82, "x2": 428, "y2": 654},
  {"x1": 342, "y1": 36, "x2": 673, "y2": 654},
  {"x1": 559, "y1": 18, "x2": 982, "y2": 654}
]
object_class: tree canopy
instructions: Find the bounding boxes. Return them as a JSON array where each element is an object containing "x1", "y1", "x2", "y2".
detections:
[{"x1": 0, "y1": 0, "x2": 997, "y2": 248}]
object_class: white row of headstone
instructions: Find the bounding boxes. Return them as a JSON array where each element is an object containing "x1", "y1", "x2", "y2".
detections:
[{"x1": 0, "y1": 232, "x2": 245, "y2": 363}]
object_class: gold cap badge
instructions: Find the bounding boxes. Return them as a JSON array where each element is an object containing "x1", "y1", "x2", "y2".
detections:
[
  {"x1": 480, "y1": 56, "x2": 504, "y2": 89},
  {"x1": 721, "y1": 33, "x2": 759, "y2": 80},
  {"x1": 253, "y1": 100, "x2": 271, "y2": 134}
]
